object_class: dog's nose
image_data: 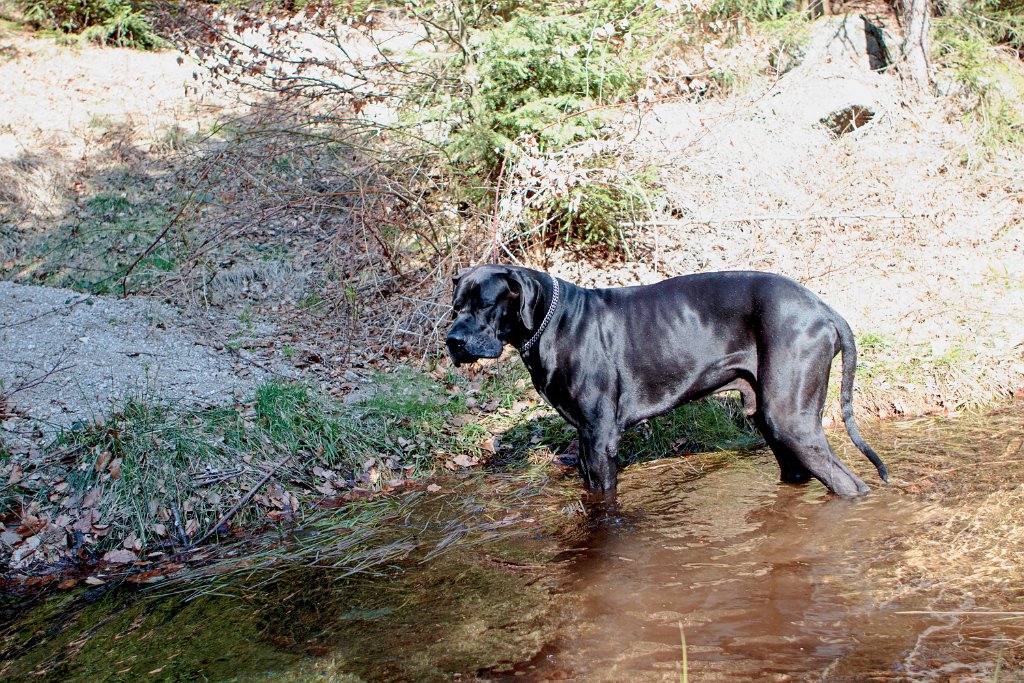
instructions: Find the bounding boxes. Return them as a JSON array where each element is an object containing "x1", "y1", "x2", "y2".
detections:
[{"x1": 446, "y1": 334, "x2": 467, "y2": 366}]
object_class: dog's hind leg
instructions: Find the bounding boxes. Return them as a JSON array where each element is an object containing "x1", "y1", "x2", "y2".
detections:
[
  {"x1": 759, "y1": 409, "x2": 869, "y2": 496},
  {"x1": 756, "y1": 329, "x2": 870, "y2": 497},
  {"x1": 753, "y1": 413, "x2": 814, "y2": 484},
  {"x1": 717, "y1": 378, "x2": 816, "y2": 483}
]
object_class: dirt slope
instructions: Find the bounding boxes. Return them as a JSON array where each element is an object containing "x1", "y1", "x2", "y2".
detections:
[{"x1": 542, "y1": 15, "x2": 1024, "y2": 417}]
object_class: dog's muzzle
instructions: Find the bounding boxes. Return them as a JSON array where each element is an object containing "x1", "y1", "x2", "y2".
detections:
[{"x1": 446, "y1": 326, "x2": 502, "y2": 365}]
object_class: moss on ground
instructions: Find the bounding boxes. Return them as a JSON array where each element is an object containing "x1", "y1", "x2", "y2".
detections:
[{"x1": 0, "y1": 519, "x2": 561, "y2": 682}]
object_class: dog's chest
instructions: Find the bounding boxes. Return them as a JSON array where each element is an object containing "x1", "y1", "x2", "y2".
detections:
[{"x1": 526, "y1": 364, "x2": 579, "y2": 427}]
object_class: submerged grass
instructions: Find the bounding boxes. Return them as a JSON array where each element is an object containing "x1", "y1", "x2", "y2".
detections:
[
  {"x1": 0, "y1": 474, "x2": 565, "y2": 683},
  {"x1": 833, "y1": 407, "x2": 1024, "y2": 635},
  {"x1": 156, "y1": 467, "x2": 573, "y2": 601}
]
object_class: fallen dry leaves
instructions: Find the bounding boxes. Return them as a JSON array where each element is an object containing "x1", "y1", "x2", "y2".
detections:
[{"x1": 101, "y1": 549, "x2": 139, "y2": 565}]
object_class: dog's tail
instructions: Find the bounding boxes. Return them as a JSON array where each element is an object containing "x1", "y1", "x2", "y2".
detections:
[{"x1": 834, "y1": 314, "x2": 888, "y2": 482}]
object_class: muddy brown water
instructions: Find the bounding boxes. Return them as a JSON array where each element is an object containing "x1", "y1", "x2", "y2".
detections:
[
  {"x1": 2, "y1": 407, "x2": 1023, "y2": 682},
  {"x1": 507, "y1": 465, "x2": 951, "y2": 682}
]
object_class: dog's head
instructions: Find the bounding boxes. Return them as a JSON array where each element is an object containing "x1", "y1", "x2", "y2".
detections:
[{"x1": 445, "y1": 265, "x2": 546, "y2": 366}]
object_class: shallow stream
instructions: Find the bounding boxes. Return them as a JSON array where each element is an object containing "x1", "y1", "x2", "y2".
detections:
[{"x1": 2, "y1": 407, "x2": 1023, "y2": 681}]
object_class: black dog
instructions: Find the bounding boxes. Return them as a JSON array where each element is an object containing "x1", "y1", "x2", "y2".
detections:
[{"x1": 446, "y1": 265, "x2": 887, "y2": 497}]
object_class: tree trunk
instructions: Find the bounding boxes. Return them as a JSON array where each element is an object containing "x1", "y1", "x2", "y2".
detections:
[{"x1": 902, "y1": 0, "x2": 932, "y2": 90}]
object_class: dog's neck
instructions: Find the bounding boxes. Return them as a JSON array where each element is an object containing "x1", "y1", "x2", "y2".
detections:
[{"x1": 518, "y1": 274, "x2": 560, "y2": 355}]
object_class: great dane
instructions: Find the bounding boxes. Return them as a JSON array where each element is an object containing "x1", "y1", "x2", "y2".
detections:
[{"x1": 445, "y1": 265, "x2": 888, "y2": 497}]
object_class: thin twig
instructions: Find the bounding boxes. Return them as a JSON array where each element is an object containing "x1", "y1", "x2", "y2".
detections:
[
  {"x1": 192, "y1": 468, "x2": 245, "y2": 487},
  {"x1": 194, "y1": 456, "x2": 292, "y2": 546},
  {"x1": 121, "y1": 176, "x2": 205, "y2": 295},
  {"x1": 172, "y1": 504, "x2": 189, "y2": 550}
]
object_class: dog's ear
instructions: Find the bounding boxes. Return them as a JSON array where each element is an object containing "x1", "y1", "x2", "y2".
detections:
[
  {"x1": 502, "y1": 268, "x2": 544, "y2": 329},
  {"x1": 452, "y1": 268, "x2": 469, "y2": 291},
  {"x1": 451, "y1": 268, "x2": 475, "y2": 300}
]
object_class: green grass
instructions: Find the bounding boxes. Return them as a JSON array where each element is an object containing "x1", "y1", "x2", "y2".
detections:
[
  {"x1": 39, "y1": 373, "x2": 476, "y2": 552},
  {"x1": 496, "y1": 392, "x2": 760, "y2": 470},
  {"x1": 856, "y1": 335, "x2": 976, "y2": 381},
  {"x1": 474, "y1": 360, "x2": 533, "y2": 409},
  {"x1": 857, "y1": 331, "x2": 897, "y2": 354},
  {"x1": 297, "y1": 293, "x2": 325, "y2": 310},
  {"x1": 930, "y1": 342, "x2": 975, "y2": 370},
  {"x1": 0, "y1": 439, "x2": 13, "y2": 516},
  {"x1": 84, "y1": 193, "x2": 131, "y2": 214},
  {"x1": 455, "y1": 357, "x2": 759, "y2": 469},
  {"x1": 16, "y1": 358, "x2": 756, "y2": 560},
  {"x1": 708, "y1": 0, "x2": 790, "y2": 21},
  {"x1": 933, "y1": 11, "x2": 1024, "y2": 162},
  {"x1": 538, "y1": 161, "x2": 661, "y2": 251},
  {"x1": 850, "y1": 331, "x2": 1007, "y2": 413},
  {"x1": 87, "y1": 113, "x2": 117, "y2": 130},
  {"x1": 621, "y1": 395, "x2": 760, "y2": 463}
]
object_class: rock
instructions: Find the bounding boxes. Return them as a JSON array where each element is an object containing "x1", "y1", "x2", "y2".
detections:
[{"x1": 760, "y1": 15, "x2": 899, "y2": 134}]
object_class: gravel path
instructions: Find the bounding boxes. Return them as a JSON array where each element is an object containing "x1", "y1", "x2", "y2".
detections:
[{"x1": 0, "y1": 282, "x2": 283, "y2": 438}]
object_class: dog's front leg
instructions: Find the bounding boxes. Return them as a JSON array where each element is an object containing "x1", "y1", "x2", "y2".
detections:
[{"x1": 579, "y1": 420, "x2": 622, "y2": 494}]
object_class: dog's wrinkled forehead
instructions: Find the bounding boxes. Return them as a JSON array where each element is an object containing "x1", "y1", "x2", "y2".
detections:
[{"x1": 452, "y1": 265, "x2": 511, "y2": 310}]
